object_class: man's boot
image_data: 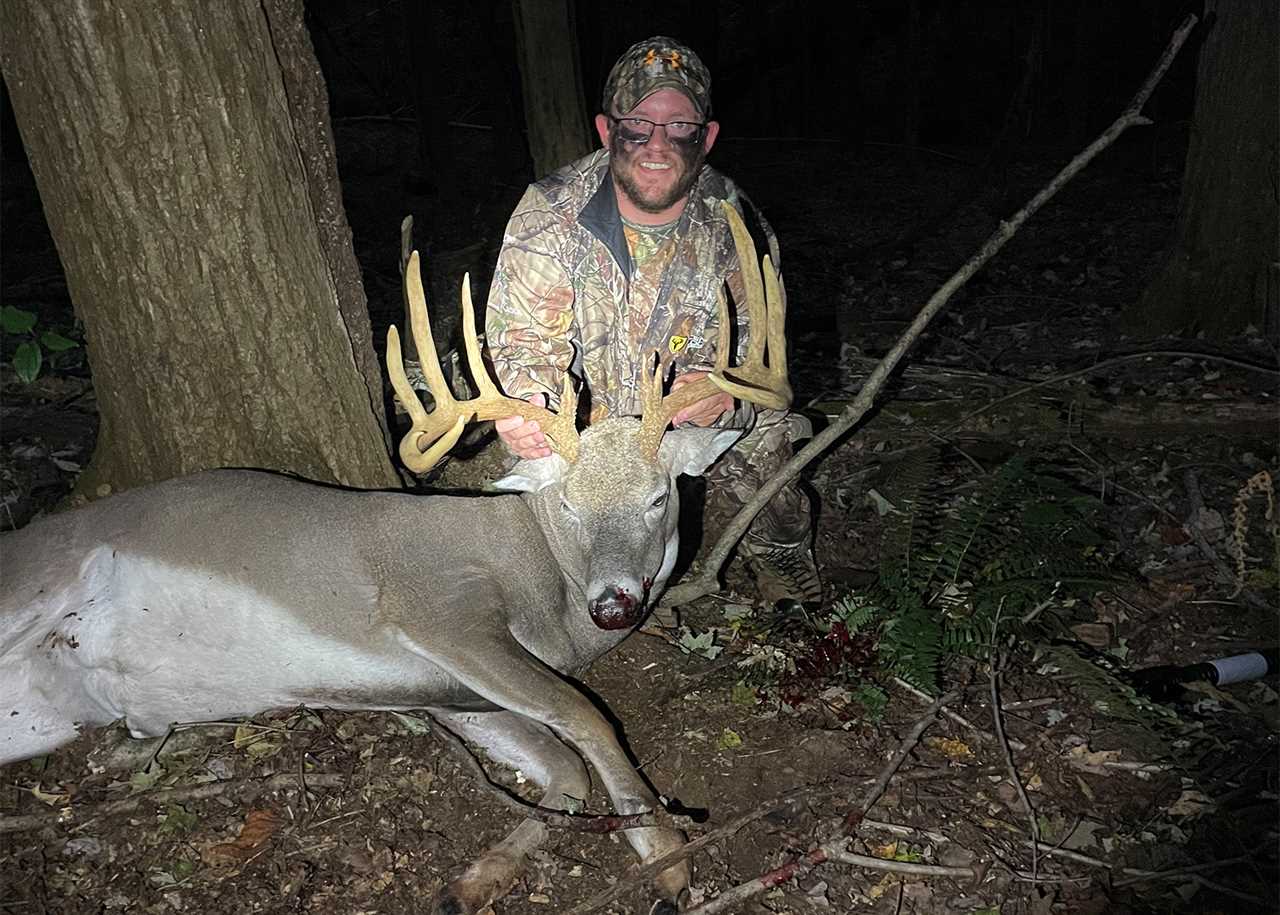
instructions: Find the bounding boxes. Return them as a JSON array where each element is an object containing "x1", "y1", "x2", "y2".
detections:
[{"x1": 742, "y1": 538, "x2": 823, "y2": 606}]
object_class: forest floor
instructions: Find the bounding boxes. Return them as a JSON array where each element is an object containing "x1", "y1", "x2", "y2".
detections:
[{"x1": 1, "y1": 127, "x2": 1277, "y2": 915}]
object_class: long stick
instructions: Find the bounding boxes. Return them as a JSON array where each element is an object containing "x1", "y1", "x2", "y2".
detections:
[{"x1": 662, "y1": 13, "x2": 1200, "y2": 609}]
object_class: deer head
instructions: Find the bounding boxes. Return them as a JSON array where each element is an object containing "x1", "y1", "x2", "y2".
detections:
[{"x1": 386, "y1": 203, "x2": 789, "y2": 630}]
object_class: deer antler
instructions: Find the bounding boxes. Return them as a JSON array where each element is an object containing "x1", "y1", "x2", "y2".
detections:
[
  {"x1": 386, "y1": 252, "x2": 580, "y2": 473},
  {"x1": 636, "y1": 202, "x2": 792, "y2": 455}
]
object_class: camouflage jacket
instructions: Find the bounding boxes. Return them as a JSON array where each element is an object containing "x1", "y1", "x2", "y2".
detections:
[{"x1": 485, "y1": 148, "x2": 782, "y2": 420}]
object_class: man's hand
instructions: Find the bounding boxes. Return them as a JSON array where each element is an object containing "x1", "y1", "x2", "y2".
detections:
[
  {"x1": 671, "y1": 371, "x2": 733, "y2": 427},
  {"x1": 495, "y1": 393, "x2": 553, "y2": 459}
]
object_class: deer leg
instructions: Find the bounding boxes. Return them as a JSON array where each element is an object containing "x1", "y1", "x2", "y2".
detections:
[
  {"x1": 426, "y1": 709, "x2": 590, "y2": 914},
  {"x1": 397, "y1": 628, "x2": 690, "y2": 909}
]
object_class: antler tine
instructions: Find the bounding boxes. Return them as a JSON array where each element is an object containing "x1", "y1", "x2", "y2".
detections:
[
  {"x1": 636, "y1": 203, "x2": 792, "y2": 455},
  {"x1": 387, "y1": 253, "x2": 581, "y2": 474},
  {"x1": 710, "y1": 204, "x2": 792, "y2": 410},
  {"x1": 459, "y1": 273, "x2": 580, "y2": 440}
]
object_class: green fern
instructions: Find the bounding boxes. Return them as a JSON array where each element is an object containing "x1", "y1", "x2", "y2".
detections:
[{"x1": 862, "y1": 450, "x2": 1118, "y2": 688}]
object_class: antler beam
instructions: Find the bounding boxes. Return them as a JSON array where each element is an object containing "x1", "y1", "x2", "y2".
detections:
[{"x1": 386, "y1": 253, "x2": 580, "y2": 473}]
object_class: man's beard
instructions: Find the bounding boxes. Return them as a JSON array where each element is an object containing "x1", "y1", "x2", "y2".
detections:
[{"x1": 610, "y1": 134, "x2": 705, "y2": 214}]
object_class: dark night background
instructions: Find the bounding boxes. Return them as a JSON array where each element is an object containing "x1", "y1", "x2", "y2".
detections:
[
  {"x1": 281, "y1": 0, "x2": 1197, "y2": 342},
  {"x1": 0, "y1": 0, "x2": 1211, "y2": 365}
]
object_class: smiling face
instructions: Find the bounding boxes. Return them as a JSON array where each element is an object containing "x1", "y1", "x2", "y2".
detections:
[{"x1": 594, "y1": 88, "x2": 720, "y2": 225}]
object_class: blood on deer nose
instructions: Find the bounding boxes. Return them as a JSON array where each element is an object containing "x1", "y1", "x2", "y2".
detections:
[{"x1": 588, "y1": 586, "x2": 642, "y2": 630}]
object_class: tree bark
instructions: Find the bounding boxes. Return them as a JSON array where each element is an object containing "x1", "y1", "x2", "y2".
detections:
[
  {"x1": 512, "y1": 0, "x2": 592, "y2": 178},
  {"x1": 1127, "y1": 1, "x2": 1279, "y2": 338},
  {"x1": 0, "y1": 0, "x2": 401, "y2": 494}
]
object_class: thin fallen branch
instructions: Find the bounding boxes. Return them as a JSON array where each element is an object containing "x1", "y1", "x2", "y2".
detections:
[
  {"x1": 1023, "y1": 841, "x2": 1263, "y2": 902},
  {"x1": 0, "y1": 773, "x2": 347, "y2": 835},
  {"x1": 894, "y1": 675, "x2": 1028, "y2": 751},
  {"x1": 685, "y1": 839, "x2": 978, "y2": 915},
  {"x1": 989, "y1": 647, "x2": 1040, "y2": 880},
  {"x1": 942, "y1": 350, "x2": 1280, "y2": 436},
  {"x1": 830, "y1": 847, "x2": 976, "y2": 878},
  {"x1": 845, "y1": 688, "x2": 963, "y2": 833},
  {"x1": 662, "y1": 12, "x2": 1200, "y2": 609},
  {"x1": 565, "y1": 782, "x2": 850, "y2": 915},
  {"x1": 1111, "y1": 854, "x2": 1257, "y2": 888}
]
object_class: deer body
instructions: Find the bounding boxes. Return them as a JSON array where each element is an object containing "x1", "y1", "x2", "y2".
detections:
[
  {"x1": 2, "y1": 419, "x2": 735, "y2": 913},
  {"x1": 3, "y1": 472, "x2": 577, "y2": 753},
  {"x1": 2, "y1": 419, "x2": 734, "y2": 762}
]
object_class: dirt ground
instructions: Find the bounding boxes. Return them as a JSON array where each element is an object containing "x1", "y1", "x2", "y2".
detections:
[{"x1": 2, "y1": 118, "x2": 1277, "y2": 915}]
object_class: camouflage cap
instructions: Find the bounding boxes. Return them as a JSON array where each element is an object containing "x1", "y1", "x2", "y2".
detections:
[{"x1": 602, "y1": 36, "x2": 712, "y2": 118}]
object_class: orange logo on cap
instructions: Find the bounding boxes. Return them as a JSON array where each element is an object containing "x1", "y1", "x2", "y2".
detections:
[{"x1": 644, "y1": 48, "x2": 682, "y2": 70}]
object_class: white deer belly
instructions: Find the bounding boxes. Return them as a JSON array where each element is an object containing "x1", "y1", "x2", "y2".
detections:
[{"x1": 5, "y1": 548, "x2": 430, "y2": 741}]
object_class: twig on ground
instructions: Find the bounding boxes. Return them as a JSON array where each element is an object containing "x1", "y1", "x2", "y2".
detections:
[
  {"x1": 947, "y1": 350, "x2": 1280, "y2": 437},
  {"x1": 684, "y1": 838, "x2": 978, "y2": 915},
  {"x1": 0, "y1": 773, "x2": 347, "y2": 835},
  {"x1": 663, "y1": 13, "x2": 1200, "y2": 609},
  {"x1": 861, "y1": 818, "x2": 950, "y2": 843},
  {"x1": 1023, "y1": 842, "x2": 1262, "y2": 902},
  {"x1": 1111, "y1": 855, "x2": 1257, "y2": 887},
  {"x1": 830, "y1": 847, "x2": 976, "y2": 878},
  {"x1": 565, "y1": 782, "x2": 851, "y2": 915},
  {"x1": 1000, "y1": 697, "x2": 1057, "y2": 712},
  {"x1": 846, "y1": 687, "x2": 963, "y2": 833},
  {"x1": 989, "y1": 647, "x2": 1039, "y2": 881},
  {"x1": 894, "y1": 676, "x2": 1027, "y2": 751},
  {"x1": 1183, "y1": 468, "x2": 1236, "y2": 584},
  {"x1": 1020, "y1": 594, "x2": 1059, "y2": 626}
]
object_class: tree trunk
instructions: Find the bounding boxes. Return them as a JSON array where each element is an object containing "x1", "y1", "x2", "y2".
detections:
[
  {"x1": 0, "y1": 0, "x2": 401, "y2": 495},
  {"x1": 1126, "y1": 1, "x2": 1279, "y2": 338},
  {"x1": 511, "y1": 0, "x2": 592, "y2": 178}
]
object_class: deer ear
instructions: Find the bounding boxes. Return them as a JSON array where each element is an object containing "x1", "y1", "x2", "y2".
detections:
[
  {"x1": 658, "y1": 428, "x2": 742, "y2": 478},
  {"x1": 493, "y1": 453, "x2": 570, "y2": 492}
]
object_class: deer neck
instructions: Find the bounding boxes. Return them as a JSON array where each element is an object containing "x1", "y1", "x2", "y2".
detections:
[{"x1": 525, "y1": 488, "x2": 590, "y2": 610}]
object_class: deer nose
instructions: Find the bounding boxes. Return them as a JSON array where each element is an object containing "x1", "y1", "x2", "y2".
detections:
[{"x1": 588, "y1": 586, "x2": 643, "y2": 630}]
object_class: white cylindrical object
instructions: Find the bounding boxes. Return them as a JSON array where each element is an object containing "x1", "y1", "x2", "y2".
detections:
[{"x1": 1209, "y1": 652, "x2": 1270, "y2": 685}]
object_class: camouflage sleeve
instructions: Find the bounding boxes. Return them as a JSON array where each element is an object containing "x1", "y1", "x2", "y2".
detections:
[{"x1": 484, "y1": 186, "x2": 577, "y2": 405}]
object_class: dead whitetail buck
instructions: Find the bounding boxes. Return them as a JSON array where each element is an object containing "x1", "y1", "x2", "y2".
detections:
[{"x1": 0, "y1": 204, "x2": 788, "y2": 913}]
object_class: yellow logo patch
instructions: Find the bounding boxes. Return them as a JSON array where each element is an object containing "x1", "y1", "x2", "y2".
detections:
[{"x1": 668, "y1": 335, "x2": 688, "y2": 354}]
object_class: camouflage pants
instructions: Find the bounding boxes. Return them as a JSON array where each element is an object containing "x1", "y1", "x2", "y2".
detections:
[{"x1": 704, "y1": 408, "x2": 813, "y2": 549}]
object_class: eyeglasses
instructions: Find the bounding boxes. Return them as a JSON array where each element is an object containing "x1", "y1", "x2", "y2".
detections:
[{"x1": 609, "y1": 115, "x2": 707, "y2": 146}]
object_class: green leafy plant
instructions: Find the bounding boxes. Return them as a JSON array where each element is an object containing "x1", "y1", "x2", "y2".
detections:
[
  {"x1": 858, "y1": 450, "x2": 1119, "y2": 689},
  {"x1": 2, "y1": 305, "x2": 79, "y2": 383}
]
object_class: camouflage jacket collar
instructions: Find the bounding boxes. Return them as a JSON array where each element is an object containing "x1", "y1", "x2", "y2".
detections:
[{"x1": 569, "y1": 148, "x2": 721, "y2": 283}]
